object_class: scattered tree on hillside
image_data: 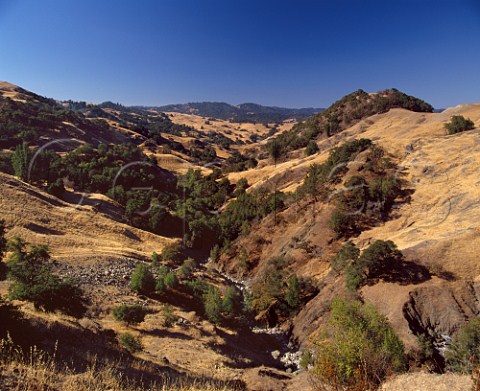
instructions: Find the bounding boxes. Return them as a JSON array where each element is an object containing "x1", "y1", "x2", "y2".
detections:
[
  {"x1": 203, "y1": 285, "x2": 222, "y2": 324},
  {"x1": 285, "y1": 274, "x2": 300, "y2": 310},
  {"x1": 267, "y1": 139, "x2": 282, "y2": 166},
  {"x1": 112, "y1": 304, "x2": 147, "y2": 325},
  {"x1": 11, "y1": 142, "x2": 31, "y2": 182},
  {"x1": 331, "y1": 240, "x2": 360, "y2": 273},
  {"x1": 445, "y1": 115, "x2": 475, "y2": 135},
  {"x1": 6, "y1": 237, "x2": 85, "y2": 317},
  {"x1": 303, "y1": 163, "x2": 323, "y2": 203},
  {"x1": 344, "y1": 240, "x2": 403, "y2": 290},
  {"x1": 129, "y1": 263, "x2": 156, "y2": 295},
  {"x1": 222, "y1": 286, "x2": 240, "y2": 316},
  {"x1": 251, "y1": 257, "x2": 286, "y2": 313},
  {"x1": 305, "y1": 140, "x2": 319, "y2": 156},
  {"x1": 177, "y1": 257, "x2": 197, "y2": 280}
]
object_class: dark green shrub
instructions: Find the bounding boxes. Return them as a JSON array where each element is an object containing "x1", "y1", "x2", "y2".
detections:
[
  {"x1": 129, "y1": 264, "x2": 156, "y2": 295},
  {"x1": 267, "y1": 139, "x2": 282, "y2": 165},
  {"x1": 11, "y1": 142, "x2": 31, "y2": 181},
  {"x1": 305, "y1": 141, "x2": 319, "y2": 156},
  {"x1": 155, "y1": 277, "x2": 166, "y2": 293},
  {"x1": 118, "y1": 332, "x2": 142, "y2": 353},
  {"x1": 160, "y1": 242, "x2": 183, "y2": 263},
  {"x1": 47, "y1": 178, "x2": 65, "y2": 198},
  {"x1": 112, "y1": 304, "x2": 147, "y2": 325},
  {"x1": 329, "y1": 209, "x2": 352, "y2": 237},
  {"x1": 331, "y1": 241, "x2": 360, "y2": 273},
  {"x1": 151, "y1": 252, "x2": 160, "y2": 268},
  {"x1": 445, "y1": 115, "x2": 475, "y2": 135}
]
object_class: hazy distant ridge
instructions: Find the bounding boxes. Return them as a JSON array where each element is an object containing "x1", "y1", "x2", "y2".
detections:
[{"x1": 145, "y1": 101, "x2": 324, "y2": 123}]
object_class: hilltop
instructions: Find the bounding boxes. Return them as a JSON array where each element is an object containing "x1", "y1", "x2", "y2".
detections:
[{"x1": 268, "y1": 88, "x2": 434, "y2": 156}]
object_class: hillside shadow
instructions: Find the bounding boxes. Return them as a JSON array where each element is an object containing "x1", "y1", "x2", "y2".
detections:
[
  {"x1": 25, "y1": 222, "x2": 64, "y2": 235},
  {"x1": 374, "y1": 260, "x2": 431, "y2": 286},
  {"x1": 208, "y1": 327, "x2": 284, "y2": 370},
  {"x1": 5, "y1": 310, "x2": 246, "y2": 390}
]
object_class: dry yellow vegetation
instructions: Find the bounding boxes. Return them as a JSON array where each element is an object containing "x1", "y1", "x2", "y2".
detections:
[{"x1": 0, "y1": 172, "x2": 177, "y2": 262}]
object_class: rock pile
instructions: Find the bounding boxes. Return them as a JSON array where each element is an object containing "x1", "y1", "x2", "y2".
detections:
[{"x1": 54, "y1": 258, "x2": 138, "y2": 287}]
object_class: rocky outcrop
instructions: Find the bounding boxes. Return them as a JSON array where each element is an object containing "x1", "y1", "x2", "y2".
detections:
[{"x1": 403, "y1": 279, "x2": 480, "y2": 347}]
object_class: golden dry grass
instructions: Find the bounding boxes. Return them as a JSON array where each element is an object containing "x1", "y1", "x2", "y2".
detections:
[
  {"x1": 0, "y1": 172, "x2": 177, "y2": 263},
  {"x1": 166, "y1": 112, "x2": 272, "y2": 141},
  {"x1": 0, "y1": 336, "x2": 240, "y2": 391}
]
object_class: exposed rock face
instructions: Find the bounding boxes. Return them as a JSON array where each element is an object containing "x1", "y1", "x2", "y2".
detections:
[{"x1": 403, "y1": 279, "x2": 480, "y2": 343}]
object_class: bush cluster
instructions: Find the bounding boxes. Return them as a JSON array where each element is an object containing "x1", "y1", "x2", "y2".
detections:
[
  {"x1": 331, "y1": 240, "x2": 404, "y2": 290},
  {"x1": 313, "y1": 298, "x2": 406, "y2": 389},
  {"x1": 112, "y1": 305, "x2": 147, "y2": 325},
  {"x1": 444, "y1": 115, "x2": 475, "y2": 135}
]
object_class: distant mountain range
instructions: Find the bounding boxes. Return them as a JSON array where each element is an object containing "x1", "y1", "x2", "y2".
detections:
[{"x1": 140, "y1": 102, "x2": 324, "y2": 123}]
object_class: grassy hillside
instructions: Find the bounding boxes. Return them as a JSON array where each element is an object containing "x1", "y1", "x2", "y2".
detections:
[{"x1": 268, "y1": 88, "x2": 434, "y2": 156}]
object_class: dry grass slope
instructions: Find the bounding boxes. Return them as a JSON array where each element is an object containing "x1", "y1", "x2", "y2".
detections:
[{"x1": 0, "y1": 172, "x2": 177, "y2": 263}]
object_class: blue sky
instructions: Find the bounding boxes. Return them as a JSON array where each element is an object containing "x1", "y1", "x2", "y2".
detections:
[{"x1": 0, "y1": 0, "x2": 479, "y2": 108}]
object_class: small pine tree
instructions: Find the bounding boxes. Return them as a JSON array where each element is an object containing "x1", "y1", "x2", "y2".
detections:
[
  {"x1": 129, "y1": 264, "x2": 156, "y2": 295},
  {"x1": 47, "y1": 178, "x2": 65, "y2": 198},
  {"x1": 303, "y1": 163, "x2": 323, "y2": 202},
  {"x1": 222, "y1": 286, "x2": 239, "y2": 316},
  {"x1": 164, "y1": 271, "x2": 178, "y2": 289},
  {"x1": 11, "y1": 142, "x2": 31, "y2": 182},
  {"x1": 203, "y1": 285, "x2": 222, "y2": 324},
  {"x1": 267, "y1": 139, "x2": 282, "y2": 166},
  {"x1": 331, "y1": 241, "x2": 360, "y2": 273},
  {"x1": 285, "y1": 274, "x2": 300, "y2": 309},
  {"x1": 151, "y1": 252, "x2": 160, "y2": 268},
  {"x1": 6, "y1": 237, "x2": 85, "y2": 317}
]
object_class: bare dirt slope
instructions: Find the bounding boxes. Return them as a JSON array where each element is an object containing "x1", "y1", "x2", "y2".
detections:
[{"x1": 0, "y1": 172, "x2": 176, "y2": 262}]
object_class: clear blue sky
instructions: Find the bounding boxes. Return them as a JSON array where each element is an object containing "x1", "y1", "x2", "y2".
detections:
[{"x1": 1, "y1": 0, "x2": 479, "y2": 108}]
